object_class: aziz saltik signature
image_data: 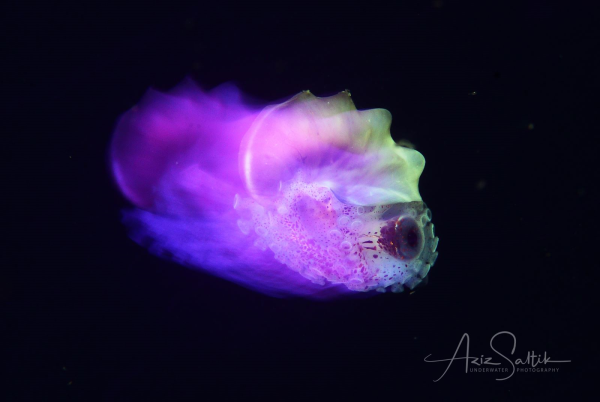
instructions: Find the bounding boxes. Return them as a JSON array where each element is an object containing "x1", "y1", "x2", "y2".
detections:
[{"x1": 424, "y1": 331, "x2": 571, "y2": 381}]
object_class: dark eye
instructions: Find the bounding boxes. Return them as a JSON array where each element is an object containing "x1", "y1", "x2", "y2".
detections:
[{"x1": 396, "y1": 218, "x2": 422, "y2": 259}]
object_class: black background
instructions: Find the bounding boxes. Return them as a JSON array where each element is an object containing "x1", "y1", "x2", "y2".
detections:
[{"x1": 3, "y1": 0, "x2": 597, "y2": 400}]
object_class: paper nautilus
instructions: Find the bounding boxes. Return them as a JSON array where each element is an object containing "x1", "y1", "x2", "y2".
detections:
[{"x1": 110, "y1": 78, "x2": 439, "y2": 299}]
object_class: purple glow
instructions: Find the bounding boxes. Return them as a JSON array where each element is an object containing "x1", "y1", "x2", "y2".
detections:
[{"x1": 110, "y1": 78, "x2": 438, "y2": 299}]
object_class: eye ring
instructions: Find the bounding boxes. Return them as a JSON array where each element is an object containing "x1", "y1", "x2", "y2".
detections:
[{"x1": 395, "y1": 217, "x2": 423, "y2": 259}]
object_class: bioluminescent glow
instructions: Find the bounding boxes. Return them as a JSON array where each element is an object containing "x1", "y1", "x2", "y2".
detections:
[{"x1": 110, "y1": 78, "x2": 438, "y2": 298}]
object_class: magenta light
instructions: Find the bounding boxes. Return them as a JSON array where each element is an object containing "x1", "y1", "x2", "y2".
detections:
[{"x1": 110, "y1": 78, "x2": 438, "y2": 299}]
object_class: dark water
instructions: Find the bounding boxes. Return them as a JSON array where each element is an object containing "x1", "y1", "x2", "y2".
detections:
[{"x1": 3, "y1": 1, "x2": 597, "y2": 399}]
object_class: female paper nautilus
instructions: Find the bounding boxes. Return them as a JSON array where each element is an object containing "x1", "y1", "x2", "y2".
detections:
[{"x1": 110, "y1": 78, "x2": 439, "y2": 299}]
